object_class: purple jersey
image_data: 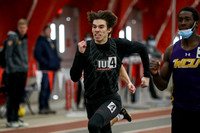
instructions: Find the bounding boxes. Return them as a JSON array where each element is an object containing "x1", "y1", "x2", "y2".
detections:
[{"x1": 170, "y1": 40, "x2": 200, "y2": 111}]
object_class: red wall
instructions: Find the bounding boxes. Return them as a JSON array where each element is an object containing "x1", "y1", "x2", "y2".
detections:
[
  {"x1": 0, "y1": 0, "x2": 33, "y2": 43},
  {"x1": 1, "y1": 0, "x2": 200, "y2": 74}
]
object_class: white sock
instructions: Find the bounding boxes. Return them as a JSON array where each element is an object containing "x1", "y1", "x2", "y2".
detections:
[{"x1": 117, "y1": 114, "x2": 124, "y2": 121}]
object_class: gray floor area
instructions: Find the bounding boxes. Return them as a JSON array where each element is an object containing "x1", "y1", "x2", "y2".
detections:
[{"x1": 0, "y1": 99, "x2": 85, "y2": 129}]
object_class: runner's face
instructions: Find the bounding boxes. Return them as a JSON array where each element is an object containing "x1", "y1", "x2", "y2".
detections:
[
  {"x1": 92, "y1": 19, "x2": 112, "y2": 44},
  {"x1": 178, "y1": 11, "x2": 195, "y2": 30}
]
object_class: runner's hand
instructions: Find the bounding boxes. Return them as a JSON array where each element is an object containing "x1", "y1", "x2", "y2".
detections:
[
  {"x1": 128, "y1": 82, "x2": 136, "y2": 94},
  {"x1": 150, "y1": 59, "x2": 160, "y2": 75},
  {"x1": 78, "y1": 41, "x2": 87, "y2": 54},
  {"x1": 141, "y1": 77, "x2": 150, "y2": 88}
]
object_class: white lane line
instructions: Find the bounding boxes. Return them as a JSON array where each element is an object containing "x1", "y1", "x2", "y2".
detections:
[
  {"x1": 113, "y1": 115, "x2": 170, "y2": 126},
  {"x1": 122, "y1": 125, "x2": 171, "y2": 133}
]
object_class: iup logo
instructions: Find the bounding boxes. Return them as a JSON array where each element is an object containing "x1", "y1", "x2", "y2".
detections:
[{"x1": 97, "y1": 57, "x2": 117, "y2": 70}]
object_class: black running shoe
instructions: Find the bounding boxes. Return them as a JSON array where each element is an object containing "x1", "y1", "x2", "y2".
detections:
[{"x1": 120, "y1": 108, "x2": 132, "y2": 122}]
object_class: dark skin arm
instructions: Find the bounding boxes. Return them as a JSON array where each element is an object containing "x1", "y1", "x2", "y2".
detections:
[{"x1": 150, "y1": 45, "x2": 173, "y2": 91}]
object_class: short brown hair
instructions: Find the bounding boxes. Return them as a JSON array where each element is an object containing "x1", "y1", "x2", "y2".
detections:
[
  {"x1": 17, "y1": 18, "x2": 28, "y2": 26},
  {"x1": 43, "y1": 24, "x2": 50, "y2": 31},
  {"x1": 87, "y1": 10, "x2": 118, "y2": 29}
]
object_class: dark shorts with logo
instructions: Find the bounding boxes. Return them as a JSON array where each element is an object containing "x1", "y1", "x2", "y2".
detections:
[{"x1": 86, "y1": 93, "x2": 122, "y2": 125}]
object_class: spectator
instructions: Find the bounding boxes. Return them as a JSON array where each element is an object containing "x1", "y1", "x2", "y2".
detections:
[
  {"x1": 84, "y1": 32, "x2": 92, "y2": 41},
  {"x1": 5, "y1": 18, "x2": 29, "y2": 128},
  {"x1": 146, "y1": 35, "x2": 162, "y2": 99},
  {"x1": 34, "y1": 25, "x2": 61, "y2": 114}
]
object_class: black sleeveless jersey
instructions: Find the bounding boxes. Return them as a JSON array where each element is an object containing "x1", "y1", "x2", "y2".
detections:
[
  {"x1": 83, "y1": 39, "x2": 122, "y2": 100},
  {"x1": 70, "y1": 38, "x2": 150, "y2": 100}
]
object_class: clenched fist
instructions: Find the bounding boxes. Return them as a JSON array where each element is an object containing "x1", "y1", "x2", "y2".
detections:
[
  {"x1": 150, "y1": 59, "x2": 160, "y2": 75},
  {"x1": 78, "y1": 41, "x2": 87, "y2": 54},
  {"x1": 141, "y1": 77, "x2": 150, "y2": 88},
  {"x1": 128, "y1": 82, "x2": 136, "y2": 94}
]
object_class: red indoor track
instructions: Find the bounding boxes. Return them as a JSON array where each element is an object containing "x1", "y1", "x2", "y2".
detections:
[{"x1": 0, "y1": 106, "x2": 171, "y2": 133}]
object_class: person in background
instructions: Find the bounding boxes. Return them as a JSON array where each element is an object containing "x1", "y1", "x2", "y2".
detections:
[
  {"x1": 34, "y1": 25, "x2": 61, "y2": 114},
  {"x1": 5, "y1": 18, "x2": 29, "y2": 128},
  {"x1": 84, "y1": 32, "x2": 93, "y2": 41},
  {"x1": 146, "y1": 35, "x2": 162, "y2": 99},
  {"x1": 70, "y1": 10, "x2": 150, "y2": 133},
  {"x1": 146, "y1": 35, "x2": 162, "y2": 59},
  {"x1": 150, "y1": 6, "x2": 200, "y2": 133}
]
